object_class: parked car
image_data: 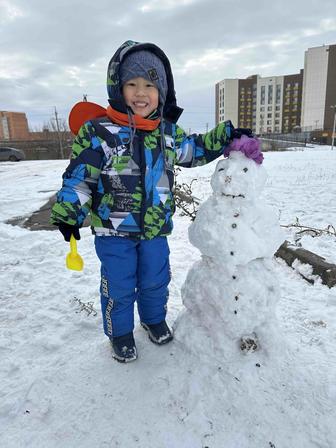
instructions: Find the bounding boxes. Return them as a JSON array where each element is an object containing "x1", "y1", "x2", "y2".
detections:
[{"x1": 0, "y1": 147, "x2": 26, "y2": 162}]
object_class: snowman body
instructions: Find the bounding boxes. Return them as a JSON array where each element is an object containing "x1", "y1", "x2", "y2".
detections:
[{"x1": 176, "y1": 151, "x2": 285, "y2": 357}]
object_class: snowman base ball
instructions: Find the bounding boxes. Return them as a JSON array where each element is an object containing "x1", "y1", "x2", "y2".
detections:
[{"x1": 178, "y1": 257, "x2": 281, "y2": 359}]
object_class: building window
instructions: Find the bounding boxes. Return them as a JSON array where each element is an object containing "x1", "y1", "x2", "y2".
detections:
[
  {"x1": 268, "y1": 85, "x2": 273, "y2": 104},
  {"x1": 260, "y1": 86, "x2": 265, "y2": 105}
]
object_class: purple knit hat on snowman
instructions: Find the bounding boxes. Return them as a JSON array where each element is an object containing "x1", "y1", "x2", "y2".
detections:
[{"x1": 225, "y1": 135, "x2": 264, "y2": 164}]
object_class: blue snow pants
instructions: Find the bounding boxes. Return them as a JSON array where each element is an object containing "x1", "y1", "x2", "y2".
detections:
[{"x1": 94, "y1": 236, "x2": 171, "y2": 338}]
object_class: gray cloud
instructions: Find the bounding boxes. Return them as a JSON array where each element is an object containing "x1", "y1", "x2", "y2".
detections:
[{"x1": 1, "y1": 0, "x2": 335, "y2": 131}]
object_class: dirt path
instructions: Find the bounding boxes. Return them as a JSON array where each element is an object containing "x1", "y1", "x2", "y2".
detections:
[{"x1": 6, "y1": 195, "x2": 90, "y2": 231}]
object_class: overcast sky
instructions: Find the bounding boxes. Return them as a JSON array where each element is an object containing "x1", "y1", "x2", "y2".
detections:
[{"x1": 1, "y1": 0, "x2": 336, "y2": 133}]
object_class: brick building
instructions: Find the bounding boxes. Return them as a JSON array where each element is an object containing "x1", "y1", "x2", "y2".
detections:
[
  {"x1": 0, "y1": 111, "x2": 30, "y2": 140},
  {"x1": 282, "y1": 70, "x2": 304, "y2": 133}
]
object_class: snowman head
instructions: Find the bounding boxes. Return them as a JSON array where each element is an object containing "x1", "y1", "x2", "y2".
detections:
[{"x1": 210, "y1": 151, "x2": 267, "y2": 199}]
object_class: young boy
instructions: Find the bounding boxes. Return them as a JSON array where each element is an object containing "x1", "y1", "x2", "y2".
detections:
[{"x1": 51, "y1": 40, "x2": 253, "y2": 363}]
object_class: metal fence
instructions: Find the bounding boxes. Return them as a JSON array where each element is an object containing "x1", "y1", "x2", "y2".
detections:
[
  {"x1": 258, "y1": 131, "x2": 312, "y2": 151},
  {"x1": 0, "y1": 138, "x2": 73, "y2": 160}
]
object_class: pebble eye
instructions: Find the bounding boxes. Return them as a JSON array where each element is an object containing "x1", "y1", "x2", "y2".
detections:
[{"x1": 243, "y1": 168, "x2": 248, "y2": 172}]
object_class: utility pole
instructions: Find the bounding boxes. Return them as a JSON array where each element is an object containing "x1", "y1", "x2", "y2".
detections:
[
  {"x1": 206, "y1": 123, "x2": 209, "y2": 133},
  {"x1": 54, "y1": 107, "x2": 65, "y2": 159},
  {"x1": 83, "y1": 94, "x2": 88, "y2": 102},
  {"x1": 331, "y1": 105, "x2": 336, "y2": 151}
]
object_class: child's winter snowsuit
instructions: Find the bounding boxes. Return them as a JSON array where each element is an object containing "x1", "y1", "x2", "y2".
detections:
[{"x1": 51, "y1": 40, "x2": 234, "y2": 339}]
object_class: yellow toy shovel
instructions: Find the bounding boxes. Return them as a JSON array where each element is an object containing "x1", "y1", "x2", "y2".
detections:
[{"x1": 66, "y1": 235, "x2": 84, "y2": 271}]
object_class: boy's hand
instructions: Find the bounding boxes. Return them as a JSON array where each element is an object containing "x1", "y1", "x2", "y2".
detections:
[
  {"x1": 232, "y1": 128, "x2": 254, "y2": 139},
  {"x1": 58, "y1": 223, "x2": 81, "y2": 241}
]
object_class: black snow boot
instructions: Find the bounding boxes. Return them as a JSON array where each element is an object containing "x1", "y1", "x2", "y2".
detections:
[
  {"x1": 141, "y1": 320, "x2": 173, "y2": 345},
  {"x1": 110, "y1": 332, "x2": 138, "y2": 363}
]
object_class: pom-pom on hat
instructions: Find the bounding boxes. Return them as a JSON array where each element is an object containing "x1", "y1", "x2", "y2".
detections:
[{"x1": 120, "y1": 50, "x2": 168, "y2": 107}]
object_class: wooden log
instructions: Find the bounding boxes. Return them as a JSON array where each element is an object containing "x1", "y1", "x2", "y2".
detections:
[{"x1": 275, "y1": 240, "x2": 336, "y2": 288}]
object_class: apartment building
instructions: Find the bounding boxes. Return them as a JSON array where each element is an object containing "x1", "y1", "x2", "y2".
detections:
[
  {"x1": 216, "y1": 43, "x2": 336, "y2": 135},
  {"x1": 216, "y1": 71, "x2": 303, "y2": 134},
  {"x1": 301, "y1": 44, "x2": 336, "y2": 133},
  {"x1": 0, "y1": 111, "x2": 30, "y2": 140},
  {"x1": 216, "y1": 76, "x2": 258, "y2": 129},
  {"x1": 256, "y1": 75, "x2": 284, "y2": 134},
  {"x1": 282, "y1": 71, "x2": 303, "y2": 133}
]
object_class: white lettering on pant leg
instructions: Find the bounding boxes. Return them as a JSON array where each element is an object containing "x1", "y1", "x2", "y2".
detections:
[
  {"x1": 102, "y1": 275, "x2": 113, "y2": 336},
  {"x1": 102, "y1": 276, "x2": 109, "y2": 298},
  {"x1": 105, "y1": 298, "x2": 114, "y2": 336}
]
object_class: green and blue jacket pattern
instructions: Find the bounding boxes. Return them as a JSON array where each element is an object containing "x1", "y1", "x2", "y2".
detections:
[{"x1": 50, "y1": 41, "x2": 234, "y2": 239}]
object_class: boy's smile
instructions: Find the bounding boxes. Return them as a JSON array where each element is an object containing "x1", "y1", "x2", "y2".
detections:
[{"x1": 122, "y1": 77, "x2": 159, "y2": 118}]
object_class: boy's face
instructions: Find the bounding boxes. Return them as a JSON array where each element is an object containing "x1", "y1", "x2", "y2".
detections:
[{"x1": 122, "y1": 77, "x2": 159, "y2": 118}]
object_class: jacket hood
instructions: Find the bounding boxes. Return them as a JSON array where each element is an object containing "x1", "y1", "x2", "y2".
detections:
[{"x1": 107, "y1": 40, "x2": 183, "y2": 123}]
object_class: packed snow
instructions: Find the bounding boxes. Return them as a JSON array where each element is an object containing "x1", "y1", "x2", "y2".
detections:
[{"x1": 0, "y1": 146, "x2": 335, "y2": 448}]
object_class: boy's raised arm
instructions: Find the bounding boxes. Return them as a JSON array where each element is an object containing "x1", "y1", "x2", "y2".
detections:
[
  {"x1": 174, "y1": 120, "x2": 234, "y2": 168},
  {"x1": 50, "y1": 121, "x2": 104, "y2": 227}
]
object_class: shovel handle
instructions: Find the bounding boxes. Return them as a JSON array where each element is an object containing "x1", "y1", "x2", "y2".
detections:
[{"x1": 69, "y1": 234, "x2": 78, "y2": 254}]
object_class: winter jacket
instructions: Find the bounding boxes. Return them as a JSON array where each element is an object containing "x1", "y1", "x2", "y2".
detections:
[{"x1": 50, "y1": 41, "x2": 234, "y2": 239}]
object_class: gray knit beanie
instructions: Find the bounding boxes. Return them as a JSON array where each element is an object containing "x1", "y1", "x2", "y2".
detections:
[{"x1": 120, "y1": 50, "x2": 168, "y2": 108}]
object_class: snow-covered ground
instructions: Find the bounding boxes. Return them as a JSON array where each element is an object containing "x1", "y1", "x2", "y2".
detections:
[{"x1": 0, "y1": 146, "x2": 335, "y2": 448}]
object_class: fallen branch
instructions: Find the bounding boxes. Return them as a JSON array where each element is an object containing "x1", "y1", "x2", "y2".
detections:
[
  {"x1": 174, "y1": 169, "x2": 200, "y2": 220},
  {"x1": 281, "y1": 217, "x2": 336, "y2": 242},
  {"x1": 71, "y1": 297, "x2": 98, "y2": 317}
]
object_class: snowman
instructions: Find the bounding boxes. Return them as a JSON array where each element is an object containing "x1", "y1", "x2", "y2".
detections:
[{"x1": 175, "y1": 136, "x2": 285, "y2": 359}]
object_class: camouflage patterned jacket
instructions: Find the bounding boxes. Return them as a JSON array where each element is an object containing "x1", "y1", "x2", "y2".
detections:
[{"x1": 50, "y1": 40, "x2": 234, "y2": 239}]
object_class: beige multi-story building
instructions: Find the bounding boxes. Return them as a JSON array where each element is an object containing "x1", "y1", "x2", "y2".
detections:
[
  {"x1": 0, "y1": 111, "x2": 30, "y2": 140},
  {"x1": 301, "y1": 44, "x2": 336, "y2": 133},
  {"x1": 256, "y1": 75, "x2": 284, "y2": 134}
]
